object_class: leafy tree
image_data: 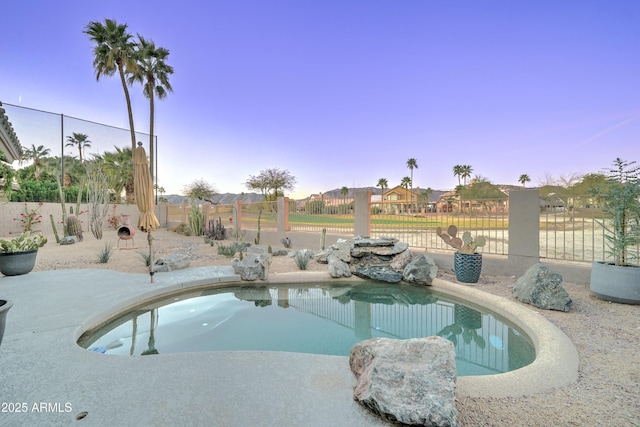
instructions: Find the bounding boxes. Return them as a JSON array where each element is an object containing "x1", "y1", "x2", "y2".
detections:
[
  {"x1": 128, "y1": 35, "x2": 174, "y2": 181},
  {"x1": 245, "y1": 168, "x2": 297, "y2": 200},
  {"x1": 518, "y1": 173, "x2": 531, "y2": 188},
  {"x1": 458, "y1": 180, "x2": 507, "y2": 213},
  {"x1": 406, "y1": 158, "x2": 418, "y2": 209},
  {"x1": 85, "y1": 19, "x2": 138, "y2": 160},
  {"x1": 21, "y1": 144, "x2": 51, "y2": 181},
  {"x1": 184, "y1": 178, "x2": 216, "y2": 202},
  {"x1": 66, "y1": 133, "x2": 92, "y2": 162}
]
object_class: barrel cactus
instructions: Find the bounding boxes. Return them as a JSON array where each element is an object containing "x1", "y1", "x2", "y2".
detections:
[
  {"x1": 66, "y1": 215, "x2": 83, "y2": 242},
  {"x1": 436, "y1": 225, "x2": 485, "y2": 254}
]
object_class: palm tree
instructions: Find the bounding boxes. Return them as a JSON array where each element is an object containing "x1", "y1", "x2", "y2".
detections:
[
  {"x1": 401, "y1": 176, "x2": 411, "y2": 213},
  {"x1": 128, "y1": 35, "x2": 174, "y2": 181},
  {"x1": 65, "y1": 133, "x2": 92, "y2": 162},
  {"x1": 453, "y1": 165, "x2": 463, "y2": 186},
  {"x1": 406, "y1": 158, "x2": 418, "y2": 212},
  {"x1": 21, "y1": 144, "x2": 51, "y2": 181},
  {"x1": 461, "y1": 165, "x2": 473, "y2": 186},
  {"x1": 519, "y1": 174, "x2": 531, "y2": 188},
  {"x1": 85, "y1": 20, "x2": 138, "y2": 159},
  {"x1": 94, "y1": 146, "x2": 133, "y2": 202},
  {"x1": 377, "y1": 178, "x2": 388, "y2": 213},
  {"x1": 340, "y1": 186, "x2": 349, "y2": 214}
]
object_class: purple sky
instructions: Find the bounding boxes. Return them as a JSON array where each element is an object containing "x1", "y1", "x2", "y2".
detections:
[{"x1": 1, "y1": 1, "x2": 639, "y2": 198}]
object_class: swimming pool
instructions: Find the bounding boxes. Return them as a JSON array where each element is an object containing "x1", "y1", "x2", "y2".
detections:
[{"x1": 79, "y1": 281, "x2": 535, "y2": 376}]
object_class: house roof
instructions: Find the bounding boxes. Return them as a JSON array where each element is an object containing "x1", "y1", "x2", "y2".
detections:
[{"x1": 0, "y1": 102, "x2": 22, "y2": 163}]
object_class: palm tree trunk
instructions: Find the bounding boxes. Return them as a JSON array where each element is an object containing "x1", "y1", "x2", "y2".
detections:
[
  {"x1": 118, "y1": 65, "x2": 137, "y2": 159},
  {"x1": 148, "y1": 83, "x2": 155, "y2": 182}
]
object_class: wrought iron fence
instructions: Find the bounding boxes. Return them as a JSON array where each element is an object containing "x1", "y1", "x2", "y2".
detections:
[{"x1": 288, "y1": 197, "x2": 354, "y2": 234}]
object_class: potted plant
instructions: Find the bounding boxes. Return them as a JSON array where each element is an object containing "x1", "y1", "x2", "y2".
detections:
[
  {"x1": 0, "y1": 231, "x2": 48, "y2": 276},
  {"x1": 0, "y1": 299, "x2": 12, "y2": 348},
  {"x1": 590, "y1": 158, "x2": 640, "y2": 304},
  {"x1": 436, "y1": 225, "x2": 486, "y2": 283}
]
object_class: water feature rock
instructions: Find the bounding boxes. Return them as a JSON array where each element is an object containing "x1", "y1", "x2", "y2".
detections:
[
  {"x1": 332, "y1": 241, "x2": 352, "y2": 263},
  {"x1": 351, "y1": 241, "x2": 409, "y2": 257},
  {"x1": 352, "y1": 237, "x2": 398, "y2": 247},
  {"x1": 232, "y1": 253, "x2": 271, "y2": 281},
  {"x1": 512, "y1": 264, "x2": 572, "y2": 312},
  {"x1": 328, "y1": 253, "x2": 351, "y2": 278},
  {"x1": 153, "y1": 253, "x2": 191, "y2": 272},
  {"x1": 403, "y1": 254, "x2": 439, "y2": 286},
  {"x1": 389, "y1": 248, "x2": 412, "y2": 271},
  {"x1": 350, "y1": 336, "x2": 458, "y2": 426},
  {"x1": 313, "y1": 249, "x2": 332, "y2": 263},
  {"x1": 353, "y1": 266, "x2": 403, "y2": 283}
]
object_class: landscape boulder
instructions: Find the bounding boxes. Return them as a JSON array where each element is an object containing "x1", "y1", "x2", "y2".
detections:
[
  {"x1": 350, "y1": 337, "x2": 458, "y2": 426},
  {"x1": 353, "y1": 266, "x2": 403, "y2": 283},
  {"x1": 232, "y1": 253, "x2": 271, "y2": 281},
  {"x1": 59, "y1": 236, "x2": 77, "y2": 245},
  {"x1": 512, "y1": 263, "x2": 572, "y2": 312},
  {"x1": 402, "y1": 254, "x2": 439, "y2": 286},
  {"x1": 328, "y1": 253, "x2": 351, "y2": 278},
  {"x1": 153, "y1": 253, "x2": 191, "y2": 272}
]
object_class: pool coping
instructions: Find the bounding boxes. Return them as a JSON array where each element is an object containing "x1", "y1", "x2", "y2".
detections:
[{"x1": 0, "y1": 267, "x2": 579, "y2": 425}]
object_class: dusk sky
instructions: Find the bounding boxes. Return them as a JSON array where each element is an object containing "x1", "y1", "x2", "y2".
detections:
[{"x1": 1, "y1": 1, "x2": 639, "y2": 199}]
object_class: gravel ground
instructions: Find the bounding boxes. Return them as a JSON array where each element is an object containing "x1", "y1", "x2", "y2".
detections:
[{"x1": 32, "y1": 229, "x2": 640, "y2": 426}]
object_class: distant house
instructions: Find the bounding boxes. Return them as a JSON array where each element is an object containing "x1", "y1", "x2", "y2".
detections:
[{"x1": 436, "y1": 182, "x2": 511, "y2": 213}]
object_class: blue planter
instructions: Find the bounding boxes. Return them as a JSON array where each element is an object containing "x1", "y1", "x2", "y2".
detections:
[
  {"x1": 454, "y1": 252, "x2": 482, "y2": 283},
  {"x1": 0, "y1": 299, "x2": 12, "y2": 348},
  {"x1": 0, "y1": 250, "x2": 38, "y2": 276}
]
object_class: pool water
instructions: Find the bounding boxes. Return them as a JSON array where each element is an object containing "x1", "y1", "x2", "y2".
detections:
[{"x1": 79, "y1": 282, "x2": 535, "y2": 376}]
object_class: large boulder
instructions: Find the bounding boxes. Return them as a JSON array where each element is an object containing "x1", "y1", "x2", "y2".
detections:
[
  {"x1": 153, "y1": 253, "x2": 191, "y2": 272},
  {"x1": 350, "y1": 337, "x2": 458, "y2": 426},
  {"x1": 512, "y1": 264, "x2": 572, "y2": 312},
  {"x1": 403, "y1": 254, "x2": 439, "y2": 286},
  {"x1": 231, "y1": 253, "x2": 271, "y2": 281},
  {"x1": 328, "y1": 253, "x2": 351, "y2": 278},
  {"x1": 353, "y1": 266, "x2": 403, "y2": 283}
]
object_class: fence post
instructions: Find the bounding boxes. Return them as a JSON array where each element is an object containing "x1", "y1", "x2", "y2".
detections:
[
  {"x1": 277, "y1": 197, "x2": 286, "y2": 234},
  {"x1": 181, "y1": 199, "x2": 188, "y2": 224},
  {"x1": 234, "y1": 200, "x2": 242, "y2": 233},
  {"x1": 508, "y1": 189, "x2": 540, "y2": 274},
  {"x1": 354, "y1": 190, "x2": 371, "y2": 237}
]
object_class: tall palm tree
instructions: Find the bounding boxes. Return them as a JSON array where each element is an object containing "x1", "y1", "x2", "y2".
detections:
[
  {"x1": 65, "y1": 133, "x2": 92, "y2": 162},
  {"x1": 453, "y1": 165, "x2": 463, "y2": 186},
  {"x1": 519, "y1": 174, "x2": 531, "y2": 188},
  {"x1": 85, "y1": 19, "x2": 138, "y2": 159},
  {"x1": 406, "y1": 158, "x2": 418, "y2": 211},
  {"x1": 128, "y1": 35, "x2": 174, "y2": 181},
  {"x1": 461, "y1": 165, "x2": 473, "y2": 186},
  {"x1": 21, "y1": 144, "x2": 51, "y2": 181},
  {"x1": 377, "y1": 178, "x2": 388, "y2": 213}
]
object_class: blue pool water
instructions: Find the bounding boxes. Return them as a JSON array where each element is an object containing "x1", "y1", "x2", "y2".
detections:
[{"x1": 78, "y1": 281, "x2": 535, "y2": 376}]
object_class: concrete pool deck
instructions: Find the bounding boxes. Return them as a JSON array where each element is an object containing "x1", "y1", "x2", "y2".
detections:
[{"x1": 0, "y1": 267, "x2": 578, "y2": 426}]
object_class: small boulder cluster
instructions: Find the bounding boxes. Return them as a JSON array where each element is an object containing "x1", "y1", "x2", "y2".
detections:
[{"x1": 315, "y1": 236, "x2": 438, "y2": 285}]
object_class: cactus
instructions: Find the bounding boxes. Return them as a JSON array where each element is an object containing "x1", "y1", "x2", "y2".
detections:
[
  {"x1": 320, "y1": 228, "x2": 327, "y2": 250},
  {"x1": 188, "y1": 199, "x2": 204, "y2": 236},
  {"x1": 254, "y1": 209, "x2": 262, "y2": 245},
  {"x1": 436, "y1": 225, "x2": 485, "y2": 254},
  {"x1": 66, "y1": 214, "x2": 83, "y2": 242},
  {"x1": 49, "y1": 214, "x2": 60, "y2": 244}
]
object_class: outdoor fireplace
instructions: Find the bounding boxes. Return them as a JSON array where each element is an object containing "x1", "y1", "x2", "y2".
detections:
[{"x1": 117, "y1": 215, "x2": 135, "y2": 246}]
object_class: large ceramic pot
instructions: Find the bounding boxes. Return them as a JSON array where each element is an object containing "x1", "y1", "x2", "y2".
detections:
[
  {"x1": 0, "y1": 250, "x2": 38, "y2": 276},
  {"x1": 590, "y1": 261, "x2": 640, "y2": 305},
  {"x1": 0, "y1": 299, "x2": 13, "y2": 348},
  {"x1": 454, "y1": 252, "x2": 482, "y2": 284}
]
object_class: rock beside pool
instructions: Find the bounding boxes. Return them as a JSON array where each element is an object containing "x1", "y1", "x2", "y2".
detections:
[
  {"x1": 232, "y1": 253, "x2": 271, "y2": 281},
  {"x1": 328, "y1": 253, "x2": 351, "y2": 278},
  {"x1": 353, "y1": 266, "x2": 403, "y2": 283},
  {"x1": 402, "y1": 254, "x2": 438, "y2": 285},
  {"x1": 350, "y1": 336, "x2": 458, "y2": 426},
  {"x1": 512, "y1": 264, "x2": 572, "y2": 312},
  {"x1": 153, "y1": 253, "x2": 191, "y2": 272}
]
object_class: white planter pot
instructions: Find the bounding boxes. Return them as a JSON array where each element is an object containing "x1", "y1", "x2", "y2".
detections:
[{"x1": 590, "y1": 261, "x2": 640, "y2": 305}]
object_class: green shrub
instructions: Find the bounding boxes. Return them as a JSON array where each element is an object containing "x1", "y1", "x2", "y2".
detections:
[{"x1": 96, "y1": 243, "x2": 113, "y2": 263}]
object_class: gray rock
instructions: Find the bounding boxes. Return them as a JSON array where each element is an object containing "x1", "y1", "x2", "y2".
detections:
[
  {"x1": 231, "y1": 253, "x2": 271, "y2": 281},
  {"x1": 59, "y1": 236, "x2": 77, "y2": 245},
  {"x1": 351, "y1": 241, "x2": 409, "y2": 257},
  {"x1": 328, "y1": 253, "x2": 351, "y2": 278},
  {"x1": 153, "y1": 253, "x2": 191, "y2": 272},
  {"x1": 353, "y1": 266, "x2": 403, "y2": 283},
  {"x1": 352, "y1": 237, "x2": 398, "y2": 247},
  {"x1": 512, "y1": 264, "x2": 572, "y2": 312},
  {"x1": 271, "y1": 249, "x2": 289, "y2": 256},
  {"x1": 332, "y1": 241, "x2": 352, "y2": 263},
  {"x1": 403, "y1": 254, "x2": 439, "y2": 286},
  {"x1": 389, "y1": 247, "x2": 412, "y2": 270},
  {"x1": 313, "y1": 249, "x2": 332, "y2": 263},
  {"x1": 350, "y1": 337, "x2": 458, "y2": 426}
]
